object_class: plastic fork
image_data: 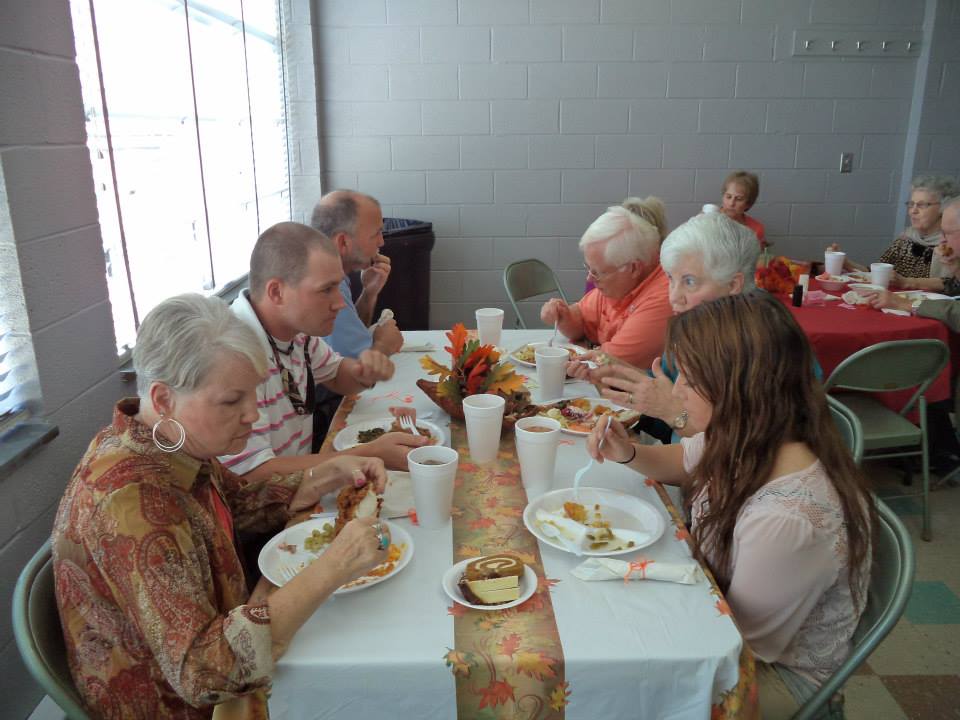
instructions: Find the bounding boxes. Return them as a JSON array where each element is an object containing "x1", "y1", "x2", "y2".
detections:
[
  {"x1": 548, "y1": 319, "x2": 558, "y2": 347},
  {"x1": 278, "y1": 564, "x2": 298, "y2": 584},
  {"x1": 572, "y1": 414, "x2": 613, "y2": 501},
  {"x1": 398, "y1": 415, "x2": 421, "y2": 436}
]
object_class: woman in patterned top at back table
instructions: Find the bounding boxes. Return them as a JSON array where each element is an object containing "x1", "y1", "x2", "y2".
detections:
[
  {"x1": 585, "y1": 291, "x2": 875, "y2": 720},
  {"x1": 51, "y1": 293, "x2": 389, "y2": 720}
]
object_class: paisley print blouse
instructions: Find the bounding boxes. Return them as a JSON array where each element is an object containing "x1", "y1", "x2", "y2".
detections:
[{"x1": 52, "y1": 399, "x2": 301, "y2": 719}]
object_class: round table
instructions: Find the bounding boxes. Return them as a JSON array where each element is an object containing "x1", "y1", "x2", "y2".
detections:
[{"x1": 786, "y1": 280, "x2": 955, "y2": 407}]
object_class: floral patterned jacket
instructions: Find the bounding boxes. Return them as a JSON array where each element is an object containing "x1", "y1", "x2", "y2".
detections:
[{"x1": 52, "y1": 399, "x2": 300, "y2": 719}]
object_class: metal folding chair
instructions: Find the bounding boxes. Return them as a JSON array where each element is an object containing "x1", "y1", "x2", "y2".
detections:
[{"x1": 502, "y1": 259, "x2": 568, "y2": 329}]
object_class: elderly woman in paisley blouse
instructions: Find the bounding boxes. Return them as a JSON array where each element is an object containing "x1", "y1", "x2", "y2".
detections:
[{"x1": 52, "y1": 294, "x2": 388, "y2": 719}]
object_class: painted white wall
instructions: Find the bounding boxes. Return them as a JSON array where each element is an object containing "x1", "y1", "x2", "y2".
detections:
[
  {"x1": 306, "y1": 0, "x2": 957, "y2": 328},
  {"x1": 0, "y1": 0, "x2": 124, "y2": 714}
]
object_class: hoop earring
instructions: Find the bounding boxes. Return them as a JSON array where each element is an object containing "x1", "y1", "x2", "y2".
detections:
[{"x1": 152, "y1": 415, "x2": 186, "y2": 453}]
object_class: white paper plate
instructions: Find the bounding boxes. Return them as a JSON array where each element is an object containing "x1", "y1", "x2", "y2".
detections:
[
  {"x1": 442, "y1": 557, "x2": 538, "y2": 611},
  {"x1": 536, "y1": 398, "x2": 640, "y2": 436},
  {"x1": 523, "y1": 487, "x2": 665, "y2": 557},
  {"x1": 259, "y1": 514, "x2": 414, "y2": 593},
  {"x1": 894, "y1": 290, "x2": 956, "y2": 302},
  {"x1": 332, "y1": 417, "x2": 445, "y2": 451},
  {"x1": 509, "y1": 341, "x2": 587, "y2": 368}
]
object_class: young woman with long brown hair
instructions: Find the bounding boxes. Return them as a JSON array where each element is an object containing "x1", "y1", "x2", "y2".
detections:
[{"x1": 587, "y1": 291, "x2": 875, "y2": 718}]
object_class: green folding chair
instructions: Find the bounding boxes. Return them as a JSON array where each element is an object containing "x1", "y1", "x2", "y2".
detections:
[
  {"x1": 503, "y1": 259, "x2": 568, "y2": 329},
  {"x1": 827, "y1": 394, "x2": 864, "y2": 465},
  {"x1": 824, "y1": 339, "x2": 949, "y2": 541},
  {"x1": 13, "y1": 540, "x2": 91, "y2": 719},
  {"x1": 792, "y1": 498, "x2": 915, "y2": 719}
]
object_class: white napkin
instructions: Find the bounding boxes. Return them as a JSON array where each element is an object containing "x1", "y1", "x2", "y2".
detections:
[
  {"x1": 534, "y1": 509, "x2": 655, "y2": 554},
  {"x1": 382, "y1": 471, "x2": 414, "y2": 519},
  {"x1": 399, "y1": 342, "x2": 435, "y2": 352},
  {"x1": 571, "y1": 557, "x2": 702, "y2": 584}
]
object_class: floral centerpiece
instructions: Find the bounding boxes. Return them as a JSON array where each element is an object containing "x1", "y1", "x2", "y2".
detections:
[
  {"x1": 417, "y1": 323, "x2": 534, "y2": 425},
  {"x1": 755, "y1": 256, "x2": 811, "y2": 295}
]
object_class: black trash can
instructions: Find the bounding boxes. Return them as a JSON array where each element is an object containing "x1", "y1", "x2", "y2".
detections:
[{"x1": 349, "y1": 217, "x2": 435, "y2": 330}]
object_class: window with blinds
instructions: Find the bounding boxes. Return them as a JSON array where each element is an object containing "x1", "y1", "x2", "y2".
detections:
[{"x1": 71, "y1": 0, "x2": 292, "y2": 356}]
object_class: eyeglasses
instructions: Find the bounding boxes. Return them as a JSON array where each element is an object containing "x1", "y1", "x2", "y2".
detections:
[
  {"x1": 905, "y1": 201, "x2": 940, "y2": 210},
  {"x1": 583, "y1": 262, "x2": 630, "y2": 281}
]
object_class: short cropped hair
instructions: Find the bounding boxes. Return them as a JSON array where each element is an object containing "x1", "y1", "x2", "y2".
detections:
[
  {"x1": 620, "y1": 196, "x2": 668, "y2": 241},
  {"x1": 248, "y1": 222, "x2": 338, "y2": 299},
  {"x1": 310, "y1": 190, "x2": 381, "y2": 239},
  {"x1": 722, "y1": 170, "x2": 760, "y2": 208},
  {"x1": 579, "y1": 203, "x2": 663, "y2": 267},
  {"x1": 660, "y1": 213, "x2": 759, "y2": 290},
  {"x1": 911, "y1": 175, "x2": 960, "y2": 203},
  {"x1": 942, "y1": 195, "x2": 960, "y2": 214},
  {"x1": 133, "y1": 293, "x2": 267, "y2": 398}
]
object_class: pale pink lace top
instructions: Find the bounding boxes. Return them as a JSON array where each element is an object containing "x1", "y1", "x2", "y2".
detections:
[{"x1": 682, "y1": 433, "x2": 869, "y2": 685}]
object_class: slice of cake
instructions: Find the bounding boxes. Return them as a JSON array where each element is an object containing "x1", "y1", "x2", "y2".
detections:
[{"x1": 458, "y1": 554, "x2": 524, "y2": 605}]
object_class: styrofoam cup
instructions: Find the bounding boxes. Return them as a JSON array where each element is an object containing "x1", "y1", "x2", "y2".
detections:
[
  {"x1": 407, "y1": 446, "x2": 459, "y2": 529},
  {"x1": 514, "y1": 416, "x2": 561, "y2": 499},
  {"x1": 475, "y1": 308, "x2": 504, "y2": 347},
  {"x1": 535, "y1": 346, "x2": 569, "y2": 402},
  {"x1": 824, "y1": 251, "x2": 845, "y2": 276},
  {"x1": 870, "y1": 262, "x2": 894, "y2": 289},
  {"x1": 702, "y1": 203, "x2": 720, "y2": 214},
  {"x1": 462, "y1": 393, "x2": 506, "y2": 464}
]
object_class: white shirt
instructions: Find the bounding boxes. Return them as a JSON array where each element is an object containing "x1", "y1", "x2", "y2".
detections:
[{"x1": 220, "y1": 290, "x2": 342, "y2": 475}]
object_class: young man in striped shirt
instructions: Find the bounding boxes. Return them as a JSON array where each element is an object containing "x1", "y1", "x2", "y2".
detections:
[{"x1": 220, "y1": 222, "x2": 427, "y2": 480}]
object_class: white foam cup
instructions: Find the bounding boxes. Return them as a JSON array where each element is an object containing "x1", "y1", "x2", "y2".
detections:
[
  {"x1": 824, "y1": 251, "x2": 846, "y2": 276},
  {"x1": 535, "y1": 346, "x2": 569, "y2": 402},
  {"x1": 702, "y1": 203, "x2": 720, "y2": 214},
  {"x1": 475, "y1": 308, "x2": 504, "y2": 347},
  {"x1": 870, "y1": 262, "x2": 894, "y2": 289},
  {"x1": 407, "y1": 445, "x2": 459, "y2": 530},
  {"x1": 461, "y1": 393, "x2": 506, "y2": 464},
  {"x1": 514, "y1": 416, "x2": 561, "y2": 499}
]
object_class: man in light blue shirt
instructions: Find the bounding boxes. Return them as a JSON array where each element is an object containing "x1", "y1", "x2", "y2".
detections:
[{"x1": 312, "y1": 190, "x2": 403, "y2": 358}]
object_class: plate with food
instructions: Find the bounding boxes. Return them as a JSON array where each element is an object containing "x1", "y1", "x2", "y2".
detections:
[
  {"x1": 333, "y1": 417, "x2": 445, "y2": 451},
  {"x1": 259, "y1": 513, "x2": 413, "y2": 592},
  {"x1": 509, "y1": 341, "x2": 587, "y2": 368},
  {"x1": 845, "y1": 270, "x2": 873, "y2": 283},
  {"x1": 442, "y1": 553, "x2": 538, "y2": 611},
  {"x1": 814, "y1": 273, "x2": 852, "y2": 292},
  {"x1": 523, "y1": 487, "x2": 665, "y2": 556},
  {"x1": 894, "y1": 290, "x2": 956, "y2": 302},
  {"x1": 536, "y1": 397, "x2": 640, "y2": 435}
]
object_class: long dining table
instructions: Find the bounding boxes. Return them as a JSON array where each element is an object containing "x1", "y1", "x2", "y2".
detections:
[{"x1": 267, "y1": 329, "x2": 757, "y2": 720}]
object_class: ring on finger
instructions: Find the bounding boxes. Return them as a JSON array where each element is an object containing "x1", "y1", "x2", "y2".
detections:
[{"x1": 378, "y1": 531, "x2": 390, "y2": 551}]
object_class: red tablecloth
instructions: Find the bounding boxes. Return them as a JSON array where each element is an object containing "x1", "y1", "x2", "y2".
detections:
[{"x1": 785, "y1": 281, "x2": 955, "y2": 407}]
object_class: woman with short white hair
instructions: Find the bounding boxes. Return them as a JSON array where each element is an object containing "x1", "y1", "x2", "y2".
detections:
[
  {"x1": 52, "y1": 293, "x2": 389, "y2": 719},
  {"x1": 571, "y1": 213, "x2": 760, "y2": 441},
  {"x1": 541, "y1": 198, "x2": 673, "y2": 368}
]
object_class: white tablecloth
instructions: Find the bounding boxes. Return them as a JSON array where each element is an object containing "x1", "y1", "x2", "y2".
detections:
[{"x1": 269, "y1": 330, "x2": 744, "y2": 720}]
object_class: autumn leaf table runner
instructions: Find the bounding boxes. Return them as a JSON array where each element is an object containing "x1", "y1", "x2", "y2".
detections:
[{"x1": 269, "y1": 330, "x2": 756, "y2": 720}]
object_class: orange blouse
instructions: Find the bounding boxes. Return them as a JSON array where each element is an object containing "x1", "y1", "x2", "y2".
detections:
[
  {"x1": 577, "y1": 264, "x2": 673, "y2": 367},
  {"x1": 52, "y1": 399, "x2": 301, "y2": 719}
]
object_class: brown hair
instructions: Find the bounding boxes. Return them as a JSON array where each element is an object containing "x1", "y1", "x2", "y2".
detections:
[
  {"x1": 667, "y1": 291, "x2": 874, "y2": 607},
  {"x1": 248, "y1": 222, "x2": 338, "y2": 300},
  {"x1": 621, "y1": 196, "x2": 668, "y2": 241},
  {"x1": 722, "y1": 170, "x2": 760, "y2": 209}
]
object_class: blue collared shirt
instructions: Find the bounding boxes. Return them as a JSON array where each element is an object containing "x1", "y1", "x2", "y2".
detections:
[{"x1": 322, "y1": 277, "x2": 373, "y2": 359}]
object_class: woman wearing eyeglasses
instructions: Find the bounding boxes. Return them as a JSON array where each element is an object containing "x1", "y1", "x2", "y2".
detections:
[
  {"x1": 828, "y1": 175, "x2": 960, "y2": 280},
  {"x1": 541, "y1": 198, "x2": 673, "y2": 368}
]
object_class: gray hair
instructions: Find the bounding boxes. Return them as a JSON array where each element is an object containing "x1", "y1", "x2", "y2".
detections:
[
  {"x1": 579, "y1": 204, "x2": 661, "y2": 267},
  {"x1": 660, "y1": 213, "x2": 759, "y2": 290},
  {"x1": 942, "y1": 195, "x2": 960, "y2": 215},
  {"x1": 911, "y1": 175, "x2": 960, "y2": 202},
  {"x1": 249, "y1": 222, "x2": 338, "y2": 299},
  {"x1": 310, "y1": 190, "x2": 381, "y2": 239},
  {"x1": 134, "y1": 294, "x2": 267, "y2": 398}
]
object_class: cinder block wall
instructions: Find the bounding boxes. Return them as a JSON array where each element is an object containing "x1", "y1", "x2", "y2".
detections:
[
  {"x1": 309, "y1": 0, "x2": 933, "y2": 328},
  {"x1": 0, "y1": 0, "x2": 123, "y2": 715}
]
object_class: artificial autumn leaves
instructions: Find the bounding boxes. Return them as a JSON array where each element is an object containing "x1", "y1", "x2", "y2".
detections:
[{"x1": 421, "y1": 323, "x2": 526, "y2": 402}]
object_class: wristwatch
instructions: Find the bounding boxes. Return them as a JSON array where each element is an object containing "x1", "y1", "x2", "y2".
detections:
[{"x1": 672, "y1": 409, "x2": 689, "y2": 431}]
